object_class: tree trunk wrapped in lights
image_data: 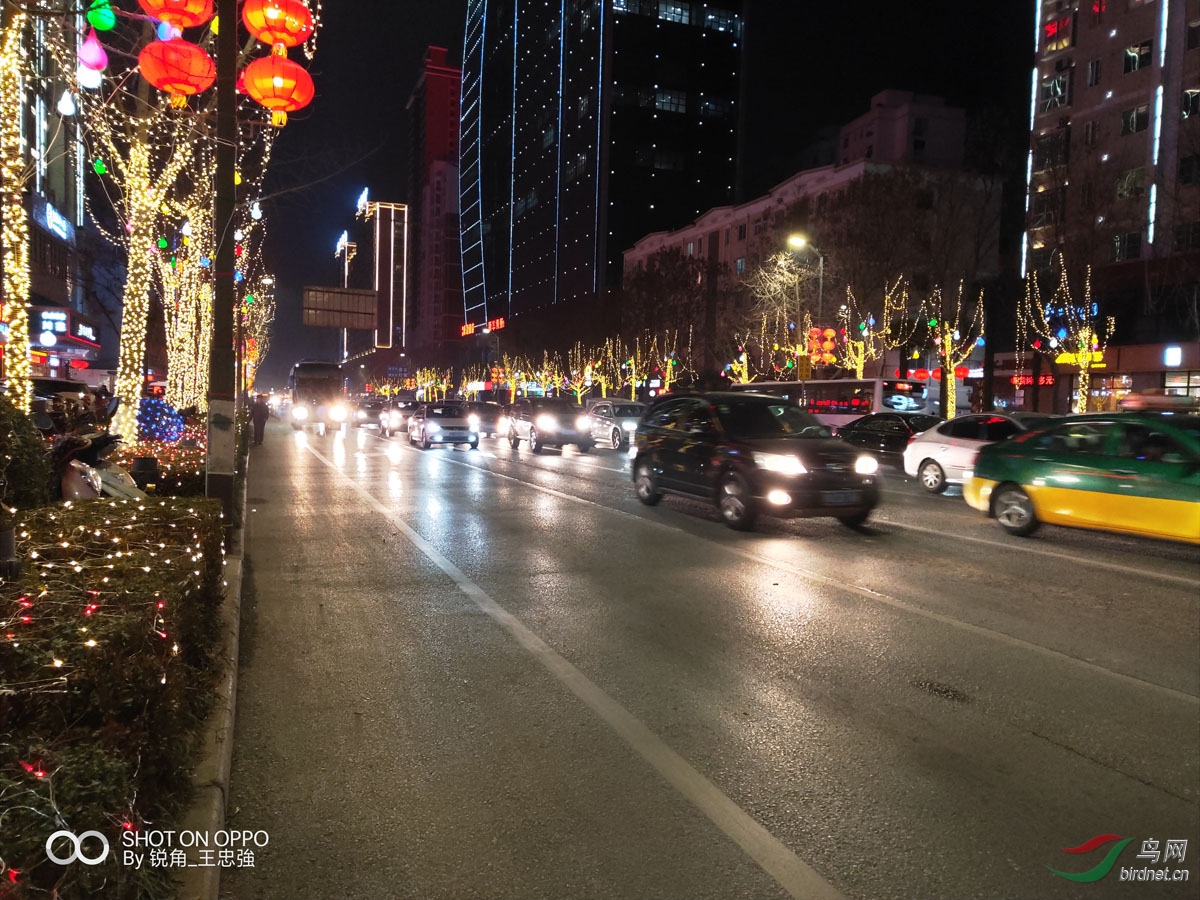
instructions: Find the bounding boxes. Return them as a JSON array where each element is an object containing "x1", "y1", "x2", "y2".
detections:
[
  {"x1": 833, "y1": 287, "x2": 888, "y2": 379},
  {"x1": 0, "y1": 12, "x2": 32, "y2": 412},
  {"x1": 926, "y1": 282, "x2": 985, "y2": 419},
  {"x1": 1018, "y1": 261, "x2": 1114, "y2": 415},
  {"x1": 877, "y1": 275, "x2": 925, "y2": 369}
]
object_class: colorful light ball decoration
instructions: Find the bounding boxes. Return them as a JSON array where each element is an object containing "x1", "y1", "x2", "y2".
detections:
[
  {"x1": 137, "y1": 0, "x2": 214, "y2": 30},
  {"x1": 77, "y1": 29, "x2": 108, "y2": 71},
  {"x1": 137, "y1": 398, "x2": 185, "y2": 443},
  {"x1": 138, "y1": 39, "x2": 216, "y2": 107},
  {"x1": 86, "y1": 0, "x2": 117, "y2": 31},
  {"x1": 241, "y1": 53, "x2": 314, "y2": 126}
]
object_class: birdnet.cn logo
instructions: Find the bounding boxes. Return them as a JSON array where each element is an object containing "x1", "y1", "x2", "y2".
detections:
[{"x1": 1046, "y1": 834, "x2": 1190, "y2": 883}]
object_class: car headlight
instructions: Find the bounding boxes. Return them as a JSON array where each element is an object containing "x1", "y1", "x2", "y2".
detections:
[
  {"x1": 292, "y1": 405, "x2": 309, "y2": 420},
  {"x1": 576, "y1": 415, "x2": 590, "y2": 431},
  {"x1": 623, "y1": 421, "x2": 637, "y2": 431},
  {"x1": 425, "y1": 421, "x2": 441, "y2": 432},
  {"x1": 467, "y1": 413, "x2": 481, "y2": 430},
  {"x1": 387, "y1": 411, "x2": 402, "y2": 426},
  {"x1": 536, "y1": 414, "x2": 558, "y2": 431},
  {"x1": 356, "y1": 408, "x2": 368, "y2": 420},
  {"x1": 329, "y1": 404, "x2": 347, "y2": 422},
  {"x1": 753, "y1": 452, "x2": 807, "y2": 475},
  {"x1": 855, "y1": 455, "x2": 879, "y2": 475}
]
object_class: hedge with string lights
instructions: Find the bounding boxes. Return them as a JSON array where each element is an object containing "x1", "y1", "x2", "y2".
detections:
[{"x1": 0, "y1": 497, "x2": 224, "y2": 898}]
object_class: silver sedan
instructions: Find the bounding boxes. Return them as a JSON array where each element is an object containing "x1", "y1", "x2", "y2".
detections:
[{"x1": 586, "y1": 400, "x2": 646, "y2": 449}]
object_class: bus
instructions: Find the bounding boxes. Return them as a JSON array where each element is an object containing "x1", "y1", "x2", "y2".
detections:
[
  {"x1": 728, "y1": 378, "x2": 932, "y2": 427},
  {"x1": 287, "y1": 360, "x2": 347, "y2": 432}
]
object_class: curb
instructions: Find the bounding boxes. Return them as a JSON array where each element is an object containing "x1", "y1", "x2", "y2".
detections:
[{"x1": 175, "y1": 465, "x2": 248, "y2": 900}]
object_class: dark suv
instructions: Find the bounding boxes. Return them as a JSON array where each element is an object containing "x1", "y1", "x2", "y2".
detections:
[
  {"x1": 506, "y1": 397, "x2": 593, "y2": 452},
  {"x1": 632, "y1": 391, "x2": 881, "y2": 531}
]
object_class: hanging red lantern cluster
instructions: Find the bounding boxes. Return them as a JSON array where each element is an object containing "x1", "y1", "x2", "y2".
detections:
[
  {"x1": 136, "y1": 0, "x2": 215, "y2": 106},
  {"x1": 139, "y1": 38, "x2": 215, "y2": 106},
  {"x1": 239, "y1": 0, "x2": 315, "y2": 126},
  {"x1": 137, "y1": 0, "x2": 213, "y2": 30}
]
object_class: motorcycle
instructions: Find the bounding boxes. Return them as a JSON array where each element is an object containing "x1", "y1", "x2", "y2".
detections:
[{"x1": 47, "y1": 430, "x2": 148, "y2": 501}]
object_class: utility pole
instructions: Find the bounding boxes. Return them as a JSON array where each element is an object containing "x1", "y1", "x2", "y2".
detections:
[{"x1": 206, "y1": 0, "x2": 237, "y2": 531}]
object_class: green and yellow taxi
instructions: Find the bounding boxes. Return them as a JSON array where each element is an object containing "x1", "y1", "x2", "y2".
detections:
[{"x1": 963, "y1": 412, "x2": 1200, "y2": 544}]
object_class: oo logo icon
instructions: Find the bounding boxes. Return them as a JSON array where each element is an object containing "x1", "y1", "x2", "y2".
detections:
[{"x1": 45, "y1": 830, "x2": 111, "y2": 865}]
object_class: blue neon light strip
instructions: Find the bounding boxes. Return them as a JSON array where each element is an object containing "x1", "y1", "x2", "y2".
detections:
[
  {"x1": 1152, "y1": 84, "x2": 1163, "y2": 165},
  {"x1": 1147, "y1": 183, "x2": 1157, "y2": 245}
]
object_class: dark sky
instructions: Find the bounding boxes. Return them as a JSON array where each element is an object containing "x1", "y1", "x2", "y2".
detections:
[{"x1": 256, "y1": 1, "x2": 1033, "y2": 389}]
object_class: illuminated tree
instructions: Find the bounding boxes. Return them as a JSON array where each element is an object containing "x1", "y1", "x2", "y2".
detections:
[
  {"x1": 833, "y1": 287, "x2": 887, "y2": 379},
  {"x1": 745, "y1": 251, "x2": 816, "y2": 329},
  {"x1": 565, "y1": 342, "x2": 596, "y2": 403},
  {"x1": 925, "y1": 282, "x2": 985, "y2": 418},
  {"x1": 877, "y1": 275, "x2": 926, "y2": 369},
  {"x1": 1019, "y1": 260, "x2": 1114, "y2": 414},
  {"x1": 0, "y1": 12, "x2": 31, "y2": 411}
]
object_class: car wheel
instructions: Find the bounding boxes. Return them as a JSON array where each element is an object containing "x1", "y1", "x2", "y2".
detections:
[
  {"x1": 508, "y1": 428, "x2": 520, "y2": 449},
  {"x1": 468, "y1": 439, "x2": 478, "y2": 450},
  {"x1": 634, "y1": 461, "x2": 662, "y2": 505},
  {"x1": 717, "y1": 472, "x2": 758, "y2": 531},
  {"x1": 918, "y1": 459, "x2": 947, "y2": 494},
  {"x1": 611, "y1": 427, "x2": 624, "y2": 449},
  {"x1": 529, "y1": 427, "x2": 543, "y2": 453},
  {"x1": 421, "y1": 430, "x2": 431, "y2": 450},
  {"x1": 837, "y1": 510, "x2": 872, "y2": 529},
  {"x1": 993, "y1": 483, "x2": 1039, "y2": 536},
  {"x1": 577, "y1": 441, "x2": 592, "y2": 453},
  {"x1": 381, "y1": 425, "x2": 389, "y2": 437}
]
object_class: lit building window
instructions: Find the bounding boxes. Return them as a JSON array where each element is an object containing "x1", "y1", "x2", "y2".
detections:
[
  {"x1": 655, "y1": 89, "x2": 687, "y2": 113},
  {"x1": 1183, "y1": 89, "x2": 1200, "y2": 119},
  {"x1": 1040, "y1": 73, "x2": 1070, "y2": 112},
  {"x1": 1111, "y1": 231, "x2": 1142, "y2": 261},
  {"x1": 658, "y1": 2, "x2": 689, "y2": 25},
  {"x1": 735, "y1": 257, "x2": 745, "y2": 275},
  {"x1": 1115, "y1": 166, "x2": 1145, "y2": 198},
  {"x1": 1123, "y1": 39, "x2": 1152, "y2": 74},
  {"x1": 1120, "y1": 104, "x2": 1150, "y2": 134},
  {"x1": 704, "y1": 9, "x2": 742, "y2": 37},
  {"x1": 1044, "y1": 14, "x2": 1073, "y2": 53}
]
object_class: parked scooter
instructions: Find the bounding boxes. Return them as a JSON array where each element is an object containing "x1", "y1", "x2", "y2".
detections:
[{"x1": 47, "y1": 430, "x2": 148, "y2": 501}]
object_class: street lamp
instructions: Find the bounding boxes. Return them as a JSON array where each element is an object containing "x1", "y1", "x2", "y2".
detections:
[{"x1": 787, "y1": 234, "x2": 825, "y2": 326}]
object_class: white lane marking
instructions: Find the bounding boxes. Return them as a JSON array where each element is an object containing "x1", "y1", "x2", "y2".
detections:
[
  {"x1": 305, "y1": 443, "x2": 846, "y2": 900},
  {"x1": 873, "y1": 517, "x2": 1200, "y2": 589},
  {"x1": 357, "y1": 437, "x2": 1200, "y2": 706}
]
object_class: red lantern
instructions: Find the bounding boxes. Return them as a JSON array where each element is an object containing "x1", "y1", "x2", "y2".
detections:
[
  {"x1": 138, "y1": 39, "x2": 216, "y2": 105},
  {"x1": 242, "y1": 0, "x2": 314, "y2": 48},
  {"x1": 242, "y1": 53, "x2": 314, "y2": 126},
  {"x1": 137, "y1": 0, "x2": 213, "y2": 29},
  {"x1": 954, "y1": 365, "x2": 970, "y2": 379},
  {"x1": 913, "y1": 368, "x2": 930, "y2": 380}
]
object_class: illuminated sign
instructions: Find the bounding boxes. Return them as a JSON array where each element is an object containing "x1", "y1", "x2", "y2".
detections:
[
  {"x1": 1054, "y1": 350, "x2": 1106, "y2": 367},
  {"x1": 40, "y1": 310, "x2": 68, "y2": 333},
  {"x1": 487, "y1": 317, "x2": 506, "y2": 331},
  {"x1": 44, "y1": 203, "x2": 72, "y2": 241},
  {"x1": 72, "y1": 319, "x2": 99, "y2": 345},
  {"x1": 1010, "y1": 374, "x2": 1056, "y2": 386},
  {"x1": 1164, "y1": 346, "x2": 1182, "y2": 367},
  {"x1": 461, "y1": 322, "x2": 477, "y2": 336}
]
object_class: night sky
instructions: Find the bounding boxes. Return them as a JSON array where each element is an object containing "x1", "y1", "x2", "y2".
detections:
[{"x1": 255, "y1": 1, "x2": 1034, "y2": 389}]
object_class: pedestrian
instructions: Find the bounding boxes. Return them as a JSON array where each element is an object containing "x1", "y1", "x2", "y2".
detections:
[{"x1": 250, "y1": 394, "x2": 271, "y2": 446}]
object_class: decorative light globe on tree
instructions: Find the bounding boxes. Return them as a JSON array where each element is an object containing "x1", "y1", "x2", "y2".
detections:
[
  {"x1": 242, "y1": 0, "x2": 314, "y2": 48},
  {"x1": 241, "y1": 53, "x2": 313, "y2": 125},
  {"x1": 137, "y1": 398, "x2": 185, "y2": 443},
  {"x1": 137, "y1": 0, "x2": 214, "y2": 29},
  {"x1": 138, "y1": 38, "x2": 216, "y2": 106}
]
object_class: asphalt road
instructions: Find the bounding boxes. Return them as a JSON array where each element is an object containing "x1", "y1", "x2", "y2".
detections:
[{"x1": 220, "y1": 419, "x2": 1199, "y2": 900}]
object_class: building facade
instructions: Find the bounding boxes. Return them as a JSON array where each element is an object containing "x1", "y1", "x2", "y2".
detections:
[
  {"x1": 459, "y1": 0, "x2": 744, "y2": 340},
  {"x1": 1025, "y1": 0, "x2": 1200, "y2": 341},
  {"x1": 406, "y1": 47, "x2": 463, "y2": 361}
]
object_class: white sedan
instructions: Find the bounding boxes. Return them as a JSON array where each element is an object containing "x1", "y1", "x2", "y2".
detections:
[
  {"x1": 407, "y1": 403, "x2": 480, "y2": 450},
  {"x1": 586, "y1": 400, "x2": 646, "y2": 449},
  {"x1": 902, "y1": 413, "x2": 1054, "y2": 493}
]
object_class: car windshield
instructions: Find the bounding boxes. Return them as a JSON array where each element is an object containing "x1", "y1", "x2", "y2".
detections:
[
  {"x1": 612, "y1": 404, "x2": 645, "y2": 417},
  {"x1": 909, "y1": 415, "x2": 943, "y2": 432},
  {"x1": 427, "y1": 405, "x2": 464, "y2": 417},
  {"x1": 532, "y1": 400, "x2": 579, "y2": 414},
  {"x1": 713, "y1": 399, "x2": 830, "y2": 438}
]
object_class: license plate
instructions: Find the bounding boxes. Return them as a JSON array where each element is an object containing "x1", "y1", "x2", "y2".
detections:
[{"x1": 822, "y1": 490, "x2": 860, "y2": 506}]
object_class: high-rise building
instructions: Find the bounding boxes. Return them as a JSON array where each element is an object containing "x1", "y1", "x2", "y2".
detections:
[
  {"x1": 1025, "y1": 0, "x2": 1200, "y2": 341},
  {"x1": 407, "y1": 47, "x2": 464, "y2": 360},
  {"x1": 459, "y1": 0, "x2": 745, "y2": 339}
]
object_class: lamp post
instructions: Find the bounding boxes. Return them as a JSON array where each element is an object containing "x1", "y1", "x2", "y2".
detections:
[{"x1": 787, "y1": 234, "x2": 825, "y2": 326}]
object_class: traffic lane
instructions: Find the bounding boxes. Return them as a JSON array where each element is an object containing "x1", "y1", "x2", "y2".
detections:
[
  {"x1": 227, "y1": 427, "x2": 799, "y2": 900},
  {"x1": 340, "y1": 434, "x2": 1197, "y2": 900},
  {"x1": 393, "y1": 433, "x2": 1200, "y2": 695}
]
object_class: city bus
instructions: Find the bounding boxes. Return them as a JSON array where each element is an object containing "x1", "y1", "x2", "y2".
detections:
[
  {"x1": 728, "y1": 378, "x2": 932, "y2": 428},
  {"x1": 287, "y1": 360, "x2": 347, "y2": 432}
]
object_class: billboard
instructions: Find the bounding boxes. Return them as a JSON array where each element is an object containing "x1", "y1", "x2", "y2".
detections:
[{"x1": 301, "y1": 286, "x2": 379, "y2": 329}]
